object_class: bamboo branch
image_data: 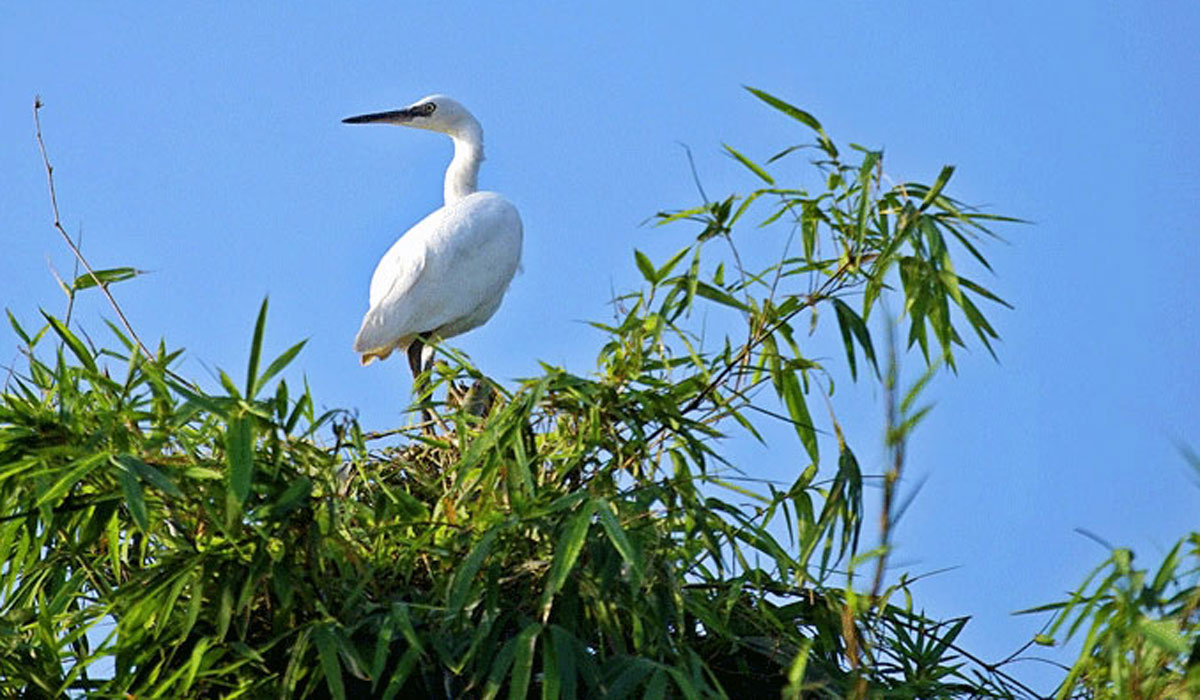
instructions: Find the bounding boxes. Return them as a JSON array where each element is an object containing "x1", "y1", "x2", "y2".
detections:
[{"x1": 33, "y1": 96, "x2": 153, "y2": 360}]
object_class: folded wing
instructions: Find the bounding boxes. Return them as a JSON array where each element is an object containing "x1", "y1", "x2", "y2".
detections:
[{"x1": 354, "y1": 191, "x2": 522, "y2": 364}]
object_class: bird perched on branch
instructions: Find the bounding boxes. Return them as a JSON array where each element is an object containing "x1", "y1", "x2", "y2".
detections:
[{"x1": 344, "y1": 95, "x2": 523, "y2": 380}]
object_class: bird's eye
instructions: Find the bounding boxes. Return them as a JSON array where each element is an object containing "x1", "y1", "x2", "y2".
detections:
[{"x1": 421, "y1": 102, "x2": 437, "y2": 116}]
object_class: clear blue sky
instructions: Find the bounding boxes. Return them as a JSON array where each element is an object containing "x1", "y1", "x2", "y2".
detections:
[{"x1": 3, "y1": 3, "x2": 1198, "y2": 692}]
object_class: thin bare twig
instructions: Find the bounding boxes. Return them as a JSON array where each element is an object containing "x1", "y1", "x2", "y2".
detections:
[
  {"x1": 33, "y1": 96, "x2": 152, "y2": 360},
  {"x1": 65, "y1": 225, "x2": 83, "y2": 326}
]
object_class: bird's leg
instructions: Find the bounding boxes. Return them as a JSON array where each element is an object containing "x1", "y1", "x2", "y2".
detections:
[
  {"x1": 407, "y1": 336, "x2": 448, "y2": 435},
  {"x1": 407, "y1": 337, "x2": 435, "y2": 432},
  {"x1": 406, "y1": 337, "x2": 426, "y2": 379}
]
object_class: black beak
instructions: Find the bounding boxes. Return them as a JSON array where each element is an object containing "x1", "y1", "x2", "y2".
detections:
[{"x1": 342, "y1": 108, "x2": 414, "y2": 125}]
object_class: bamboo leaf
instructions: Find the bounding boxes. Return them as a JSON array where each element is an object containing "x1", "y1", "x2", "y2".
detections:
[
  {"x1": 380, "y1": 647, "x2": 421, "y2": 700},
  {"x1": 724, "y1": 144, "x2": 774, "y2": 184},
  {"x1": 694, "y1": 282, "x2": 751, "y2": 312},
  {"x1": 7, "y1": 309, "x2": 32, "y2": 344},
  {"x1": 36, "y1": 452, "x2": 108, "y2": 509},
  {"x1": 449, "y1": 528, "x2": 500, "y2": 615},
  {"x1": 918, "y1": 166, "x2": 955, "y2": 212},
  {"x1": 313, "y1": 624, "x2": 346, "y2": 700},
  {"x1": 508, "y1": 623, "x2": 541, "y2": 700},
  {"x1": 745, "y1": 87, "x2": 822, "y2": 135},
  {"x1": 42, "y1": 313, "x2": 96, "y2": 373},
  {"x1": 116, "y1": 454, "x2": 183, "y2": 498},
  {"x1": 1137, "y1": 617, "x2": 1190, "y2": 655},
  {"x1": 117, "y1": 466, "x2": 149, "y2": 532},
  {"x1": 594, "y1": 500, "x2": 644, "y2": 584},
  {"x1": 71, "y1": 267, "x2": 144, "y2": 291},
  {"x1": 254, "y1": 339, "x2": 307, "y2": 398},
  {"x1": 226, "y1": 413, "x2": 254, "y2": 506},
  {"x1": 784, "y1": 638, "x2": 814, "y2": 699},
  {"x1": 656, "y1": 245, "x2": 692, "y2": 281},
  {"x1": 541, "y1": 500, "x2": 596, "y2": 619},
  {"x1": 745, "y1": 86, "x2": 838, "y2": 157},
  {"x1": 833, "y1": 298, "x2": 879, "y2": 380},
  {"x1": 246, "y1": 297, "x2": 269, "y2": 399},
  {"x1": 777, "y1": 369, "x2": 819, "y2": 464},
  {"x1": 958, "y1": 276, "x2": 1013, "y2": 308},
  {"x1": 834, "y1": 301, "x2": 858, "y2": 381},
  {"x1": 635, "y1": 250, "x2": 658, "y2": 284}
]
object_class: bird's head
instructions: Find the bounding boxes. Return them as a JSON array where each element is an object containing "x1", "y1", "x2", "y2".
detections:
[{"x1": 342, "y1": 95, "x2": 479, "y2": 138}]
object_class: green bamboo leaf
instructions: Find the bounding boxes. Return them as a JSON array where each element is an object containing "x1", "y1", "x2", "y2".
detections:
[
  {"x1": 833, "y1": 300, "x2": 859, "y2": 381},
  {"x1": 784, "y1": 638, "x2": 814, "y2": 699},
  {"x1": 724, "y1": 144, "x2": 774, "y2": 184},
  {"x1": 115, "y1": 454, "x2": 183, "y2": 498},
  {"x1": 71, "y1": 267, "x2": 144, "y2": 291},
  {"x1": 313, "y1": 624, "x2": 346, "y2": 700},
  {"x1": 833, "y1": 298, "x2": 879, "y2": 380},
  {"x1": 380, "y1": 646, "x2": 421, "y2": 700},
  {"x1": 226, "y1": 413, "x2": 254, "y2": 505},
  {"x1": 169, "y1": 380, "x2": 232, "y2": 416},
  {"x1": 730, "y1": 190, "x2": 763, "y2": 227},
  {"x1": 254, "y1": 339, "x2": 307, "y2": 398},
  {"x1": 918, "y1": 166, "x2": 955, "y2": 212},
  {"x1": 945, "y1": 226, "x2": 996, "y2": 272},
  {"x1": 508, "y1": 623, "x2": 541, "y2": 700},
  {"x1": 42, "y1": 313, "x2": 96, "y2": 373},
  {"x1": 694, "y1": 281, "x2": 751, "y2": 312},
  {"x1": 634, "y1": 250, "x2": 658, "y2": 284},
  {"x1": 389, "y1": 602, "x2": 424, "y2": 654},
  {"x1": 929, "y1": 617, "x2": 968, "y2": 659},
  {"x1": 246, "y1": 297, "x2": 269, "y2": 398},
  {"x1": 745, "y1": 87, "x2": 822, "y2": 135},
  {"x1": 216, "y1": 577, "x2": 234, "y2": 640},
  {"x1": 182, "y1": 636, "x2": 210, "y2": 690},
  {"x1": 958, "y1": 276, "x2": 1013, "y2": 308},
  {"x1": 540, "y1": 500, "x2": 596, "y2": 619},
  {"x1": 541, "y1": 627, "x2": 563, "y2": 700},
  {"x1": 594, "y1": 500, "x2": 644, "y2": 584},
  {"x1": 1150, "y1": 540, "x2": 1183, "y2": 596},
  {"x1": 262, "y1": 476, "x2": 311, "y2": 519},
  {"x1": 767, "y1": 144, "x2": 807, "y2": 164},
  {"x1": 654, "y1": 204, "x2": 710, "y2": 225},
  {"x1": 1137, "y1": 617, "x2": 1190, "y2": 655},
  {"x1": 448, "y1": 528, "x2": 500, "y2": 615},
  {"x1": 605, "y1": 658, "x2": 654, "y2": 698},
  {"x1": 777, "y1": 369, "x2": 818, "y2": 464},
  {"x1": 656, "y1": 245, "x2": 692, "y2": 280},
  {"x1": 480, "y1": 635, "x2": 519, "y2": 700},
  {"x1": 745, "y1": 86, "x2": 838, "y2": 157},
  {"x1": 958, "y1": 295, "x2": 999, "y2": 359},
  {"x1": 117, "y1": 466, "x2": 149, "y2": 532},
  {"x1": 7, "y1": 310, "x2": 32, "y2": 344},
  {"x1": 36, "y1": 452, "x2": 107, "y2": 508},
  {"x1": 106, "y1": 513, "x2": 122, "y2": 578},
  {"x1": 218, "y1": 369, "x2": 241, "y2": 399},
  {"x1": 644, "y1": 670, "x2": 668, "y2": 700},
  {"x1": 286, "y1": 393, "x2": 312, "y2": 434}
]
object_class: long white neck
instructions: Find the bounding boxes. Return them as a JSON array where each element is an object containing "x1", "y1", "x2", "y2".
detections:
[{"x1": 445, "y1": 120, "x2": 484, "y2": 204}]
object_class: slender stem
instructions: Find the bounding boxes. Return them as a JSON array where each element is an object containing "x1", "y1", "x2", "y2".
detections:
[
  {"x1": 870, "y1": 321, "x2": 902, "y2": 601},
  {"x1": 33, "y1": 97, "x2": 153, "y2": 360}
]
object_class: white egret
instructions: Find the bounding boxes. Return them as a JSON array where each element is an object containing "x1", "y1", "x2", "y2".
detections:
[{"x1": 343, "y1": 95, "x2": 523, "y2": 380}]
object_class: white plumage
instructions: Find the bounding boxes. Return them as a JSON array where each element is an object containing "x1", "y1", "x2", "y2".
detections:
[{"x1": 344, "y1": 95, "x2": 522, "y2": 373}]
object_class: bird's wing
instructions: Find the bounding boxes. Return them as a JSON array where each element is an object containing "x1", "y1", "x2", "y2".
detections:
[
  {"x1": 354, "y1": 226, "x2": 430, "y2": 357},
  {"x1": 368, "y1": 231, "x2": 427, "y2": 308},
  {"x1": 418, "y1": 195, "x2": 522, "y2": 337},
  {"x1": 354, "y1": 193, "x2": 522, "y2": 359}
]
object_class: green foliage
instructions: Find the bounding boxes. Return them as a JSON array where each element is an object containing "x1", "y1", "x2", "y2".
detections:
[
  {"x1": 1024, "y1": 502, "x2": 1200, "y2": 698},
  {"x1": 0, "y1": 91, "x2": 1030, "y2": 697}
]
